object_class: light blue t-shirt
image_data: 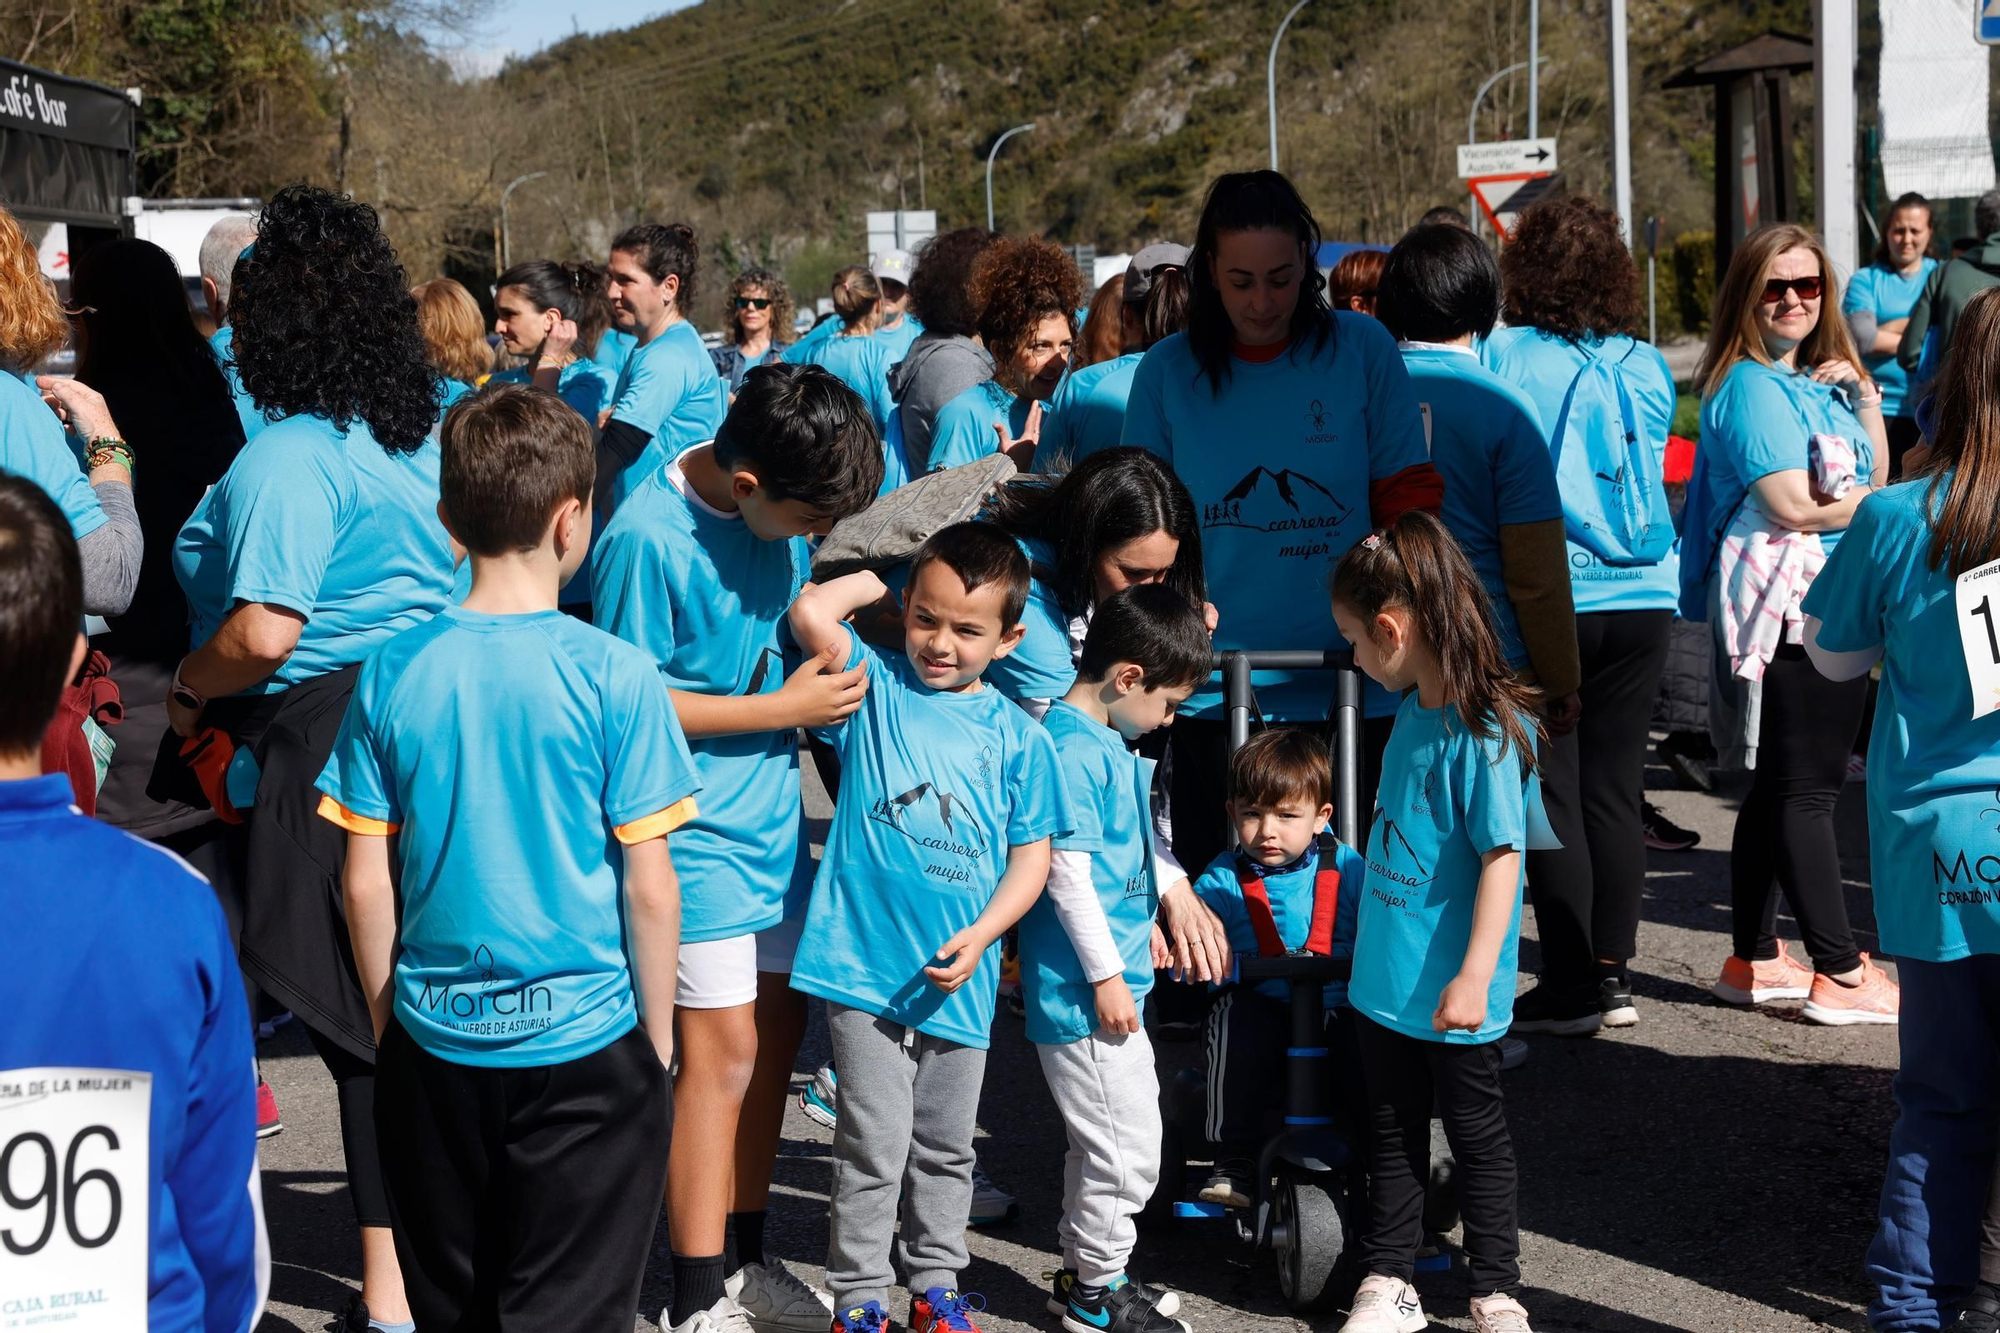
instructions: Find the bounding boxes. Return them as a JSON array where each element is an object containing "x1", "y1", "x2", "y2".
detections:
[
  {"x1": 928, "y1": 380, "x2": 1029, "y2": 474},
  {"x1": 1018, "y1": 702, "x2": 1160, "y2": 1045},
  {"x1": 593, "y1": 450, "x2": 814, "y2": 942},
  {"x1": 1350, "y1": 695, "x2": 1532, "y2": 1044},
  {"x1": 1034, "y1": 352, "x2": 1142, "y2": 470},
  {"x1": 1192, "y1": 837, "x2": 1364, "y2": 1010},
  {"x1": 493, "y1": 358, "x2": 620, "y2": 425},
  {"x1": 1802, "y1": 476, "x2": 2000, "y2": 962},
  {"x1": 437, "y1": 377, "x2": 475, "y2": 420},
  {"x1": 1845, "y1": 258, "x2": 1937, "y2": 419},
  {"x1": 1120, "y1": 319, "x2": 1431, "y2": 720},
  {"x1": 209, "y1": 325, "x2": 267, "y2": 442},
  {"x1": 316, "y1": 607, "x2": 701, "y2": 1067},
  {"x1": 1402, "y1": 344, "x2": 1563, "y2": 669},
  {"x1": 984, "y1": 535, "x2": 1077, "y2": 704},
  {"x1": 174, "y1": 413, "x2": 457, "y2": 692},
  {"x1": 0, "y1": 370, "x2": 106, "y2": 542},
  {"x1": 782, "y1": 316, "x2": 839, "y2": 362},
  {"x1": 1680, "y1": 359, "x2": 1877, "y2": 619},
  {"x1": 792, "y1": 626, "x2": 1071, "y2": 1049},
  {"x1": 875, "y1": 314, "x2": 924, "y2": 366},
  {"x1": 594, "y1": 327, "x2": 637, "y2": 379},
  {"x1": 606, "y1": 320, "x2": 726, "y2": 503},
  {"x1": 1480, "y1": 328, "x2": 1680, "y2": 615},
  {"x1": 791, "y1": 329, "x2": 897, "y2": 430}
]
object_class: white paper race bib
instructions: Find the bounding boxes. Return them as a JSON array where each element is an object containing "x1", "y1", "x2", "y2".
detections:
[
  {"x1": 0, "y1": 1068, "x2": 150, "y2": 1331},
  {"x1": 1956, "y1": 557, "x2": 2000, "y2": 721}
]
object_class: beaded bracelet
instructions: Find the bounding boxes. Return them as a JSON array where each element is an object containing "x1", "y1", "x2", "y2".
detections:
[{"x1": 86, "y1": 437, "x2": 135, "y2": 472}]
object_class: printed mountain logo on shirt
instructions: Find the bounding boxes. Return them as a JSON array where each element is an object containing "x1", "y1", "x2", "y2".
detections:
[
  {"x1": 1203, "y1": 467, "x2": 1352, "y2": 543},
  {"x1": 742, "y1": 646, "x2": 785, "y2": 695},
  {"x1": 870, "y1": 782, "x2": 990, "y2": 863},
  {"x1": 1365, "y1": 805, "x2": 1433, "y2": 894}
]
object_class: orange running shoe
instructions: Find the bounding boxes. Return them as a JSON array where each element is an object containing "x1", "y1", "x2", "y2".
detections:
[
  {"x1": 1711, "y1": 940, "x2": 1813, "y2": 1004},
  {"x1": 1803, "y1": 953, "x2": 1901, "y2": 1026}
]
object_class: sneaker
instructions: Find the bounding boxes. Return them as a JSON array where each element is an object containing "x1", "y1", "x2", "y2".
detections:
[
  {"x1": 968, "y1": 1159, "x2": 1015, "y2": 1226},
  {"x1": 665, "y1": 1297, "x2": 755, "y2": 1333},
  {"x1": 1598, "y1": 976, "x2": 1638, "y2": 1028},
  {"x1": 1469, "y1": 1292, "x2": 1536, "y2": 1333},
  {"x1": 1043, "y1": 1270, "x2": 1181, "y2": 1319},
  {"x1": 1711, "y1": 941, "x2": 1813, "y2": 1005},
  {"x1": 909, "y1": 1288, "x2": 986, "y2": 1332},
  {"x1": 1641, "y1": 802, "x2": 1700, "y2": 851},
  {"x1": 1063, "y1": 1277, "x2": 1191, "y2": 1333},
  {"x1": 1658, "y1": 732, "x2": 1716, "y2": 793},
  {"x1": 831, "y1": 1301, "x2": 891, "y2": 1333},
  {"x1": 1195, "y1": 1158, "x2": 1253, "y2": 1207},
  {"x1": 1497, "y1": 1035, "x2": 1530, "y2": 1071},
  {"x1": 1507, "y1": 981, "x2": 1602, "y2": 1037},
  {"x1": 337, "y1": 1292, "x2": 413, "y2": 1333},
  {"x1": 799, "y1": 1065, "x2": 838, "y2": 1131},
  {"x1": 1953, "y1": 1281, "x2": 2000, "y2": 1331},
  {"x1": 1846, "y1": 752, "x2": 1868, "y2": 785},
  {"x1": 1802, "y1": 954, "x2": 1901, "y2": 1026},
  {"x1": 727, "y1": 1262, "x2": 834, "y2": 1333},
  {"x1": 1338, "y1": 1273, "x2": 1427, "y2": 1333},
  {"x1": 256, "y1": 1078, "x2": 284, "y2": 1139}
]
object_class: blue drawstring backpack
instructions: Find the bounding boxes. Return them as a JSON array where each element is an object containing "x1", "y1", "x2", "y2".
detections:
[{"x1": 1548, "y1": 341, "x2": 1674, "y2": 565}]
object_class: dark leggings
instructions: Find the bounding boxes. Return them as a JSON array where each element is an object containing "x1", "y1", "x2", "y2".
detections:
[
  {"x1": 1526, "y1": 608, "x2": 1673, "y2": 988},
  {"x1": 1730, "y1": 642, "x2": 1868, "y2": 976},
  {"x1": 305, "y1": 1023, "x2": 392, "y2": 1229}
]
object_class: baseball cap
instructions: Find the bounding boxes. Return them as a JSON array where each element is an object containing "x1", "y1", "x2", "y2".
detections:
[
  {"x1": 872, "y1": 248, "x2": 914, "y2": 286},
  {"x1": 1124, "y1": 243, "x2": 1190, "y2": 304}
]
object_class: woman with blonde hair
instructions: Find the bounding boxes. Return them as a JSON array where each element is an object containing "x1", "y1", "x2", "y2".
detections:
[
  {"x1": 1680, "y1": 221, "x2": 1896, "y2": 1025},
  {"x1": 712, "y1": 267, "x2": 794, "y2": 398},
  {"x1": 1072, "y1": 272, "x2": 1126, "y2": 371},
  {"x1": 411, "y1": 277, "x2": 493, "y2": 416}
]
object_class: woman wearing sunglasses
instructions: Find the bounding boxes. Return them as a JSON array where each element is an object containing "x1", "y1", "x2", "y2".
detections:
[
  {"x1": 1681, "y1": 221, "x2": 1898, "y2": 1025},
  {"x1": 711, "y1": 268, "x2": 795, "y2": 400}
]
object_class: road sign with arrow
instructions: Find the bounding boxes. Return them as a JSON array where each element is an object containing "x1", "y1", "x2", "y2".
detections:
[{"x1": 1456, "y1": 138, "x2": 1559, "y2": 179}]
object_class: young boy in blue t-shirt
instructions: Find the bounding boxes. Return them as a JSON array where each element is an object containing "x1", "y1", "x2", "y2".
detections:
[
  {"x1": 788, "y1": 522, "x2": 1071, "y2": 1333},
  {"x1": 317, "y1": 384, "x2": 701, "y2": 1332},
  {"x1": 1192, "y1": 728, "x2": 1365, "y2": 1209},
  {"x1": 594, "y1": 363, "x2": 885, "y2": 1333},
  {"x1": 1018, "y1": 585, "x2": 1211, "y2": 1333}
]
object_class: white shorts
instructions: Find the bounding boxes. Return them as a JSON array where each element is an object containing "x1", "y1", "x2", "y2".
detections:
[
  {"x1": 676, "y1": 934, "x2": 759, "y2": 1010},
  {"x1": 754, "y1": 913, "x2": 806, "y2": 976}
]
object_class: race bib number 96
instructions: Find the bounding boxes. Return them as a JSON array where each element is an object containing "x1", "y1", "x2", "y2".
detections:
[
  {"x1": 1956, "y1": 557, "x2": 2000, "y2": 721},
  {"x1": 0, "y1": 1068, "x2": 150, "y2": 1331}
]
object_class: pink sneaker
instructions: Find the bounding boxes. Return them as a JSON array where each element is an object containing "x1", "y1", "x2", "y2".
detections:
[
  {"x1": 1803, "y1": 954, "x2": 1900, "y2": 1026},
  {"x1": 1711, "y1": 941, "x2": 1813, "y2": 1005},
  {"x1": 256, "y1": 1078, "x2": 283, "y2": 1139}
]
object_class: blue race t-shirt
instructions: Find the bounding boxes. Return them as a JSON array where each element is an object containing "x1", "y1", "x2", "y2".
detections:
[
  {"x1": 875, "y1": 314, "x2": 925, "y2": 366},
  {"x1": 1680, "y1": 359, "x2": 1877, "y2": 619},
  {"x1": 1402, "y1": 343, "x2": 1563, "y2": 668},
  {"x1": 791, "y1": 626, "x2": 1070, "y2": 1048},
  {"x1": 0, "y1": 370, "x2": 106, "y2": 543},
  {"x1": 1018, "y1": 701, "x2": 1160, "y2": 1045},
  {"x1": 1803, "y1": 477, "x2": 2000, "y2": 962},
  {"x1": 928, "y1": 380, "x2": 1029, "y2": 474},
  {"x1": 594, "y1": 327, "x2": 637, "y2": 379},
  {"x1": 1192, "y1": 838, "x2": 1364, "y2": 1010},
  {"x1": 782, "y1": 316, "x2": 839, "y2": 362},
  {"x1": 792, "y1": 329, "x2": 897, "y2": 430},
  {"x1": 606, "y1": 319, "x2": 726, "y2": 503},
  {"x1": 1480, "y1": 328, "x2": 1680, "y2": 615},
  {"x1": 1120, "y1": 319, "x2": 1431, "y2": 720},
  {"x1": 0, "y1": 775, "x2": 261, "y2": 1333},
  {"x1": 436, "y1": 377, "x2": 475, "y2": 422},
  {"x1": 593, "y1": 448, "x2": 815, "y2": 942},
  {"x1": 493, "y1": 358, "x2": 619, "y2": 425},
  {"x1": 174, "y1": 413, "x2": 457, "y2": 691},
  {"x1": 1845, "y1": 258, "x2": 1937, "y2": 419},
  {"x1": 1034, "y1": 352, "x2": 1142, "y2": 470},
  {"x1": 983, "y1": 535, "x2": 1077, "y2": 704},
  {"x1": 316, "y1": 607, "x2": 701, "y2": 1067},
  {"x1": 208, "y1": 324, "x2": 267, "y2": 442},
  {"x1": 1350, "y1": 695, "x2": 1532, "y2": 1044}
]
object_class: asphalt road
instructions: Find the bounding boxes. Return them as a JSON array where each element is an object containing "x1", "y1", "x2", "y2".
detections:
[{"x1": 256, "y1": 748, "x2": 1895, "y2": 1333}]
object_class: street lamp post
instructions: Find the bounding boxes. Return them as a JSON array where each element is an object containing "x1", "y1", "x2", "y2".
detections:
[
  {"x1": 1466, "y1": 57, "x2": 1550, "y2": 235},
  {"x1": 499, "y1": 171, "x2": 548, "y2": 272},
  {"x1": 984, "y1": 124, "x2": 1036, "y2": 232},
  {"x1": 1267, "y1": 0, "x2": 1312, "y2": 172}
]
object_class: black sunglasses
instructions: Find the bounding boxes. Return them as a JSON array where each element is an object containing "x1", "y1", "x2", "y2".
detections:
[
  {"x1": 1759, "y1": 275, "x2": 1824, "y2": 304},
  {"x1": 734, "y1": 297, "x2": 772, "y2": 311}
]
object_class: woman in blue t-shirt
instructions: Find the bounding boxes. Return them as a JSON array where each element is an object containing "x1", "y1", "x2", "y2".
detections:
[
  {"x1": 789, "y1": 265, "x2": 898, "y2": 431},
  {"x1": 709, "y1": 266, "x2": 794, "y2": 400},
  {"x1": 490, "y1": 258, "x2": 621, "y2": 426},
  {"x1": 1682, "y1": 222, "x2": 1897, "y2": 1026},
  {"x1": 599, "y1": 223, "x2": 727, "y2": 509},
  {"x1": 1034, "y1": 253, "x2": 1191, "y2": 471},
  {"x1": 411, "y1": 278, "x2": 493, "y2": 420},
  {"x1": 1844, "y1": 193, "x2": 1939, "y2": 479}
]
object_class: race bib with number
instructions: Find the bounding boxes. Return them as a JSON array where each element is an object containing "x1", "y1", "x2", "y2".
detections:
[
  {"x1": 1956, "y1": 557, "x2": 2000, "y2": 720},
  {"x1": 0, "y1": 1068, "x2": 150, "y2": 1331}
]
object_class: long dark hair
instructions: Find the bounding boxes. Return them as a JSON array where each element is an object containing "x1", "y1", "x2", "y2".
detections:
[
  {"x1": 496, "y1": 258, "x2": 612, "y2": 357},
  {"x1": 1187, "y1": 171, "x2": 1331, "y2": 392},
  {"x1": 1141, "y1": 265, "x2": 1191, "y2": 349},
  {"x1": 1331, "y1": 511, "x2": 1542, "y2": 772},
  {"x1": 1923, "y1": 286, "x2": 2000, "y2": 577},
  {"x1": 986, "y1": 447, "x2": 1205, "y2": 617}
]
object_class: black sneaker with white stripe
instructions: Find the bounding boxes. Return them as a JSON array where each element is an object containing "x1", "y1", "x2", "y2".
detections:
[
  {"x1": 1508, "y1": 981, "x2": 1603, "y2": 1037},
  {"x1": 1642, "y1": 802, "x2": 1700, "y2": 851},
  {"x1": 1598, "y1": 975, "x2": 1638, "y2": 1028}
]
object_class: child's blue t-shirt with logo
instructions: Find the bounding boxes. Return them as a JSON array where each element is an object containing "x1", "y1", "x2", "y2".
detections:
[
  {"x1": 1034, "y1": 352, "x2": 1143, "y2": 470},
  {"x1": 174, "y1": 412, "x2": 456, "y2": 691},
  {"x1": 1350, "y1": 694, "x2": 1531, "y2": 1045},
  {"x1": 493, "y1": 358, "x2": 621, "y2": 425},
  {"x1": 1192, "y1": 838, "x2": 1364, "y2": 1009},
  {"x1": 1119, "y1": 318, "x2": 1430, "y2": 720},
  {"x1": 1402, "y1": 344, "x2": 1563, "y2": 669},
  {"x1": 792, "y1": 330, "x2": 897, "y2": 431},
  {"x1": 606, "y1": 319, "x2": 727, "y2": 503},
  {"x1": 1803, "y1": 477, "x2": 2000, "y2": 962},
  {"x1": 1480, "y1": 328, "x2": 1680, "y2": 615},
  {"x1": 316, "y1": 607, "x2": 701, "y2": 1068},
  {"x1": 792, "y1": 626, "x2": 1070, "y2": 1049},
  {"x1": 593, "y1": 449, "x2": 815, "y2": 942},
  {"x1": 1844, "y1": 258, "x2": 1936, "y2": 418},
  {"x1": 927, "y1": 380, "x2": 1029, "y2": 474},
  {"x1": 0, "y1": 370, "x2": 107, "y2": 543},
  {"x1": 1017, "y1": 701, "x2": 1159, "y2": 1045}
]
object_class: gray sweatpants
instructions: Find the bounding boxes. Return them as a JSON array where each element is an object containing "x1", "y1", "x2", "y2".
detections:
[
  {"x1": 825, "y1": 1003, "x2": 986, "y2": 1307},
  {"x1": 1036, "y1": 1028, "x2": 1162, "y2": 1285}
]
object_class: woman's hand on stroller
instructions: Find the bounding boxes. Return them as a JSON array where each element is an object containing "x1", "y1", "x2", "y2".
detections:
[{"x1": 1157, "y1": 880, "x2": 1233, "y2": 983}]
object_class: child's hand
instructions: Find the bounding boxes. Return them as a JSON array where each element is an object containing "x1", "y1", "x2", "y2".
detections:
[
  {"x1": 778, "y1": 644, "x2": 869, "y2": 727},
  {"x1": 1149, "y1": 924, "x2": 1172, "y2": 970},
  {"x1": 924, "y1": 929, "x2": 985, "y2": 994},
  {"x1": 1094, "y1": 974, "x2": 1140, "y2": 1036},
  {"x1": 1432, "y1": 974, "x2": 1489, "y2": 1033}
]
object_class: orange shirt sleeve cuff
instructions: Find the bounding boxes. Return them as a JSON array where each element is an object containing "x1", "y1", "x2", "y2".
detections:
[
  {"x1": 317, "y1": 794, "x2": 400, "y2": 836},
  {"x1": 614, "y1": 795, "x2": 699, "y2": 845}
]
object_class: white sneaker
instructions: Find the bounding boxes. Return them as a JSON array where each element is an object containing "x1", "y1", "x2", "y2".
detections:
[
  {"x1": 725, "y1": 1262, "x2": 835, "y2": 1333},
  {"x1": 1469, "y1": 1292, "x2": 1536, "y2": 1333},
  {"x1": 663, "y1": 1296, "x2": 756, "y2": 1333},
  {"x1": 1339, "y1": 1273, "x2": 1427, "y2": 1333}
]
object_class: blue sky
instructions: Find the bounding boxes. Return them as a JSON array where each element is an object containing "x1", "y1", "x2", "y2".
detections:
[{"x1": 469, "y1": 0, "x2": 698, "y2": 65}]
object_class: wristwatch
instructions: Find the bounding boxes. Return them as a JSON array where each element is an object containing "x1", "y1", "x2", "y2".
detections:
[{"x1": 170, "y1": 659, "x2": 206, "y2": 714}]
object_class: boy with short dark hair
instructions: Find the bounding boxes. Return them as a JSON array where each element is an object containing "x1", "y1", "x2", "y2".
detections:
[
  {"x1": 788, "y1": 522, "x2": 1070, "y2": 1333},
  {"x1": 1019, "y1": 585, "x2": 1211, "y2": 1333},
  {"x1": 317, "y1": 383, "x2": 700, "y2": 1331},
  {"x1": 593, "y1": 362, "x2": 885, "y2": 1333},
  {"x1": 0, "y1": 475, "x2": 266, "y2": 1333}
]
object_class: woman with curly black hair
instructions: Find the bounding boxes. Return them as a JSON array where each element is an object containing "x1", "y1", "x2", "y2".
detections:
[
  {"x1": 887, "y1": 225, "x2": 998, "y2": 471},
  {"x1": 170, "y1": 182, "x2": 455, "y2": 1333},
  {"x1": 924, "y1": 234, "x2": 1084, "y2": 474}
]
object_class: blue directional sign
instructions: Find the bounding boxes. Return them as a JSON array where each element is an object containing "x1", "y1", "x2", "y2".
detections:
[{"x1": 1981, "y1": 0, "x2": 2000, "y2": 46}]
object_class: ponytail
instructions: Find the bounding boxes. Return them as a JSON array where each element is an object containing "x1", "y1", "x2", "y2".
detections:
[
  {"x1": 830, "y1": 265, "x2": 883, "y2": 329},
  {"x1": 611, "y1": 221, "x2": 700, "y2": 311},
  {"x1": 1141, "y1": 264, "x2": 1190, "y2": 350},
  {"x1": 497, "y1": 258, "x2": 613, "y2": 356},
  {"x1": 1330, "y1": 511, "x2": 1542, "y2": 772}
]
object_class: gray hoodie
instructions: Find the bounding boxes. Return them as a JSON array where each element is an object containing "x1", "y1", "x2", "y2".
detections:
[{"x1": 887, "y1": 332, "x2": 993, "y2": 473}]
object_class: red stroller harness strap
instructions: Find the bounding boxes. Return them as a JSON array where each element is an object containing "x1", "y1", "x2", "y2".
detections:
[{"x1": 1233, "y1": 836, "x2": 1341, "y2": 958}]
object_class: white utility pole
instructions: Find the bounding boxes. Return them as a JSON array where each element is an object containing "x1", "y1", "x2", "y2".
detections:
[
  {"x1": 1609, "y1": 0, "x2": 1633, "y2": 243},
  {"x1": 1816, "y1": 0, "x2": 1859, "y2": 279}
]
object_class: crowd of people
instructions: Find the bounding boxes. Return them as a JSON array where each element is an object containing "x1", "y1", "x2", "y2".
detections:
[{"x1": 3, "y1": 164, "x2": 1997, "y2": 1333}]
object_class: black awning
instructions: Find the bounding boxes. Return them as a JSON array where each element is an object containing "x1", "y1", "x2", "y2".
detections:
[{"x1": 0, "y1": 59, "x2": 136, "y2": 229}]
